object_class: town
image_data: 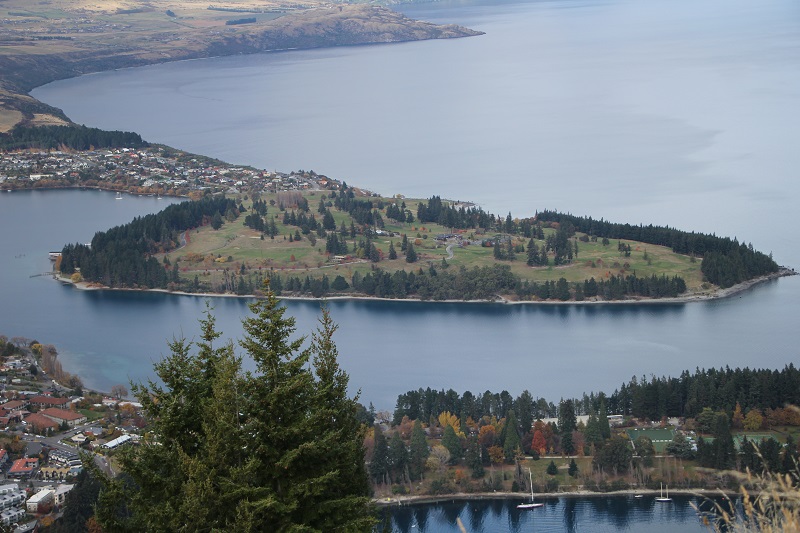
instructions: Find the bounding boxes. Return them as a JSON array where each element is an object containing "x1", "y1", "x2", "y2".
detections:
[
  {"x1": 0, "y1": 146, "x2": 339, "y2": 197},
  {"x1": 0, "y1": 335, "x2": 142, "y2": 531}
]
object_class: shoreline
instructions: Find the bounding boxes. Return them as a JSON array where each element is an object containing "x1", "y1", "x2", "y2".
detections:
[
  {"x1": 54, "y1": 268, "x2": 795, "y2": 306},
  {"x1": 373, "y1": 487, "x2": 737, "y2": 507}
]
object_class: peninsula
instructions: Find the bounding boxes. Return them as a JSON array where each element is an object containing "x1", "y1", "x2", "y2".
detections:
[{"x1": 40, "y1": 150, "x2": 786, "y2": 303}]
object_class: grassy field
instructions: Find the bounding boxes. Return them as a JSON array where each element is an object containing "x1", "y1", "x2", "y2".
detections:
[
  {"x1": 164, "y1": 191, "x2": 707, "y2": 296},
  {"x1": 626, "y1": 427, "x2": 677, "y2": 454}
]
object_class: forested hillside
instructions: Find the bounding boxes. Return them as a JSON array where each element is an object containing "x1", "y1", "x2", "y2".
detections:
[
  {"x1": 0, "y1": 125, "x2": 147, "y2": 151},
  {"x1": 59, "y1": 196, "x2": 238, "y2": 288}
]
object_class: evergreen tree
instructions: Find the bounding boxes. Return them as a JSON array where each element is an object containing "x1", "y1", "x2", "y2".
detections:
[
  {"x1": 711, "y1": 413, "x2": 736, "y2": 470},
  {"x1": 598, "y1": 401, "x2": 611, "y2": 439},
  {"x1": 323, "y1": 209, "x2": 336, "y2": 230},
  {"x1": 388, "y1": 432, "x2": 409, "y2": 483},
  {"x1": 466, "y1": 435, "x2": 484, "y2": 479},
  {"x1": 442, "y1": 424, "x2": 462, "y2": 464},
  {"x1": 503, "y1": 411, "x2": 522, "y2": 463},
  {"x1": 527, "y1": 238, "x2": 539, "y2": 266},
  {"x1": 409, "y1": 420, "x2": 429, "y2": 481},
  {"x1": 47, "y1": 468, "x2": 102, "y2": 532},
  {"x1": 546, "y1": 460, "x2": 558, "y2": 476},
  {"x1": 568, "y1": 458, "x2": 578, "y2": 478},
  {"x1": 389, "y1": 241, "x2": 397, "y2": 260},
  {"x1": 371, "y1": 426, "x2": 389, "y2": 485},
  {"x1": 406, "y1": 242, "x2": 418, "y2": 263},
  {"x1": 93, "y1": 291, "x2": 373, "y2": 532}
]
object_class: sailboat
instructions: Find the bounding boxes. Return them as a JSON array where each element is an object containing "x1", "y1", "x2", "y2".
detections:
[
  {"x1": 115, "y1": 191, "x2": 122, "y2": 200},
  {"x1": 517, "y1": 469, "x2": 544, "y2": 509},
  {"x1": 656, "y1": 482, "x2": 672, "y2": 502}
]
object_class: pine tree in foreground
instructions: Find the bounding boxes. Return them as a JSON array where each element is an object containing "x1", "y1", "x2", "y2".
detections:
[{"x1": 94, "y1": 287, "x2": 374, "y2": 532}]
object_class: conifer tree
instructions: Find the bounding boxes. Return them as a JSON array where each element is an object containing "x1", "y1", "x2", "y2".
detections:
[
  {"x1": 466, "y1": 435, "x2": 485, "y2": 479},
  {"x1": 371, "y1": 426, "x2": 389, "y2": 485},
  {"x1": 503, "y1": 411, "x2": 522, "y2": 463},
  {"x1": 409, "y1": 420, "x2": 429, "y2": 480},
  {"x1": 442, "y1": 424, "x2": 462, "y2": 464},
  {"x1": 406, "y1": 242, "x2": 418, "y2": 263},
  {"x1": 93, "y1": 290, "x2": 373, "y2": 532}
]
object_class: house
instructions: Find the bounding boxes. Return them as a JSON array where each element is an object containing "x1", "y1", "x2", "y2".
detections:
[
  {"x1": 48, "y1": 449, "x2": 80, "y2": 468},
  {"x1": 84, "y1": 426, "x2": 104, "y2": 437},
  {"x1": 23, "y1": 413, "x2": 59, "y2": 434},
  {"x1": 0, "y1": 488, "x2": 25, "y2": 510},
  {"x1": 53, "y1": 484, "x2": 74, "y2": 506},
  {"x1": 103, "y1": 434, "x2": 132, "y2": 449},
  {"x1": 28, "y1": 395, "x2": 70, "y2": 410},
  {"x1": 70, "y1": 433, "x2": 88, "y2": 445},
  {"x1": 0, "y1": 484, "x2": 18, "y2": 496},
  {"x1": 26, "y1": 488, "x2": 54, "y2": 513},
  {"x1": 101, "y1": 397, "x2": 119, "y2": 408},
  {"x1": 1, "y1": 401, "x2": 26, "y2": 412},
  {"x1": 40, "y1": 408, "x2": 86, "y2": 428},
  {"x1": 0, "y1": 507, "x2": 24, "y2": 526},
  {"x1": 39, "y1": 466, "x2": 70, "y2": 481},
  {"x1": 23, "y1": 442, "x2": 43, "y2": 459},
  {"x1": 8, "y1": 458, "x2": 37, "y2": 479}
]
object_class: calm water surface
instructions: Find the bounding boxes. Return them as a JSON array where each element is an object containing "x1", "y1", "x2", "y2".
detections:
[
  {"x1": 382, "y1": 496, "x2": 724, "y2": 533},
  {"x1": 17, "y1": 0, "x2": 800, "y2": 408},
  {"x1": 1, "y1": 190, "x2": 797, "y2": 413},
  {"x1": 33, "y1": 0, "x2": 800, "y2": 267},
  {"x1": 11, "y1": 0, "x2": 800, "y2": 528}
]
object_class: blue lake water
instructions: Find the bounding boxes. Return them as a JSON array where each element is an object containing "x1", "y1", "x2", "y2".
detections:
[
  {"x1": 12, "y1": 0, "x2": 800, "y2": 528},
  {"x1": 380, "y1": 495, "x2": 726, "y2": 533},
  {"x1": 17, "y1": 0, "x2": 800, "y2": 411}
]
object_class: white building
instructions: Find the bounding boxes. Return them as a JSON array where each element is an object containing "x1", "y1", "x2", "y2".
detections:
[
  {"x1": 53, "y1": 484, "x2": 75, "y2": 506},
  {"x1": 0, "y1": 507, "x2": 24, "y2": 526},
  {"x1": 103, "y1": 434, "x2": 132, "y2": 449},
  {"x1": 0, "y1": 484, "x2": 19, "y2": 496},
  {"x1": 26, "y1": 488, "x2": 54, "y2": 513},
  {"x1": 0, "y1": 490, "x2": 25, "y2": 510}
]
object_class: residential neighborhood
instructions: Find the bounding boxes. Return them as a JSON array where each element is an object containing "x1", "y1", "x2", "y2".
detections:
[
  {"x1": 0, "y1": 146, "x2": 340, "y2": 197},
  {"x1": 0, "y1": 335, "x2": 144, "y2": 530}
]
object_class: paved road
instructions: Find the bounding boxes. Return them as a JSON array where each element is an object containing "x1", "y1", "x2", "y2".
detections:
[{"x1": 37, "y1": 425, "x2": 114, "y2": 477}]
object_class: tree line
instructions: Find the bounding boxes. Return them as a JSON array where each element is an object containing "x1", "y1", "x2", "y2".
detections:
[
  {"x1": 0, "y1": 125, "x2": 147, "y2": 151},
  {"x1": 59, "y1": 196, "x2": 238, "y2": 288},
  {"x1": 391, "y1": 363, "x2": 800, "y2": 436},
  {"x1": 606, "y1": 364, "x2": 800, "y2": 421}
]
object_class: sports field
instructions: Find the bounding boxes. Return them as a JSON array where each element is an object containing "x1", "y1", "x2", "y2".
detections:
[{"x1": 627, "y1": 427, "x2": 676, "y2": 454}]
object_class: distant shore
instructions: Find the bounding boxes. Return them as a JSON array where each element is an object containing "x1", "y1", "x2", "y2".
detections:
[
  {"x1": 54, "y1": 267, "x2": 795, "y2": 305},
  {"x1": 373, "y1": 487, "x2": 736, "y2": 507}
]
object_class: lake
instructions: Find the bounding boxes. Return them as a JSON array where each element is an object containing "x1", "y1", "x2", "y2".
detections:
[
  {"x1": 13, "y1": 0, "x2": 800, "y2": 529},
  {"x1": 380, "y1": 495, "x2": 729, "y2": 533},
  {"x1": 23, "y1": 0, "x2": 800, "y2": 410},
  {"x1": 33, "y1": 0, "x2": 800, "y2": 269}
]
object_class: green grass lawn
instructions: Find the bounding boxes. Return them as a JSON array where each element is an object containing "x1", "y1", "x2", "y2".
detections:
[
  {"x1": 78, "y1": 409, "x2": 107, "y2": 422},
  {"x1": 626, "y1": 428, "x2": 677, "y2": 454},
  {"x1": 163, "y1": 192, "x2": 707, "y2": 295}
]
